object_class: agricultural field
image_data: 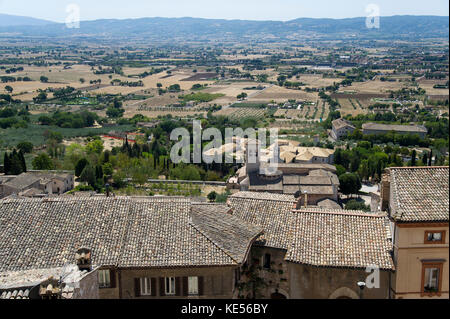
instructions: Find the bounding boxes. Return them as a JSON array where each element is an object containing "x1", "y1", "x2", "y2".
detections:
[
  {"x1": 337, "y1": 98, "x2": 367, "y2": 116},
  {"x1": 247, "y1": 85, "x2": 319, "y2": 103},
  {"x1": 213, "y1": 107, "x2": 267, "y2": 120}
]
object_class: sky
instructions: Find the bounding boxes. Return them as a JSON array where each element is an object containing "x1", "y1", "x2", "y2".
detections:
[{"x1": 0, "y1": 0, "x2": 448, "y2": 22}]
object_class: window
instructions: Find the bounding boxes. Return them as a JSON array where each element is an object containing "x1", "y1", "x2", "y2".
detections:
[
  {"x1": 421, "y1": 262, "x2": 443, "y2": 296},
  {"x1": 188, "y1": 277, "x2": 199, "y2": 295},
  {"x1": 263, "y1": 253, "x2": 271, "y2": 269},
  {"x1": 425, "y1": 231, "x2": 445, "y2": 244},
  {"x1": 140, "y1": 277, "x2": 152, "y2": 296},
  {"x1": 165, "y1": 277, "x2": 176, "y2": 295},
  {"x1": 98, "y1": 269, "x2": 111, "y2": 288}
]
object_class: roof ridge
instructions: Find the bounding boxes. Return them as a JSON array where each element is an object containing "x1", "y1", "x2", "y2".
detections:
[
  {"x1": 389, "y1": 166, "x2": 449, "y2": 170},
  {"x1": 292, "y1": 209, "x2": 387, "y2": 218},
  {"x1": 230, "y1": 193, "x2": 296, "y2": 203}
]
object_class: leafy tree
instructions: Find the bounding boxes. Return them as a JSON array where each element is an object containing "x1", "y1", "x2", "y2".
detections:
[
  {"x1": 33, "y1": 91, "x2": 47, "y2": 102},
  {"x1": 102, "y1": 163, "x2": 114, "y2": 177},
  {"x1": 5, "y1": 85, "x2": 13, "y2": 93},
  {"x1": 339, "y1": 173, "x2": 362, "y2": 197},
  {"x1": 106, "y1": 107, "x2": 125, "y2": 118},
  {"x1": 32, "y1": 153, "x2": 54, "y2": 170},
  {"x1": 40, "y1": 76, "x2": 49, "y2": 83},
  {"x1": 17, "y1": 141, "x2": 34, "y2": 154},
  {"x1": 86, "y1": 140, "x2": 104, "y2": 155},
  {"x1": 207, "y1": 191, "x2": 218, "y2": 202},
  {"x1": 335, "y1": 164, "x2": 346, "y2": 177}
]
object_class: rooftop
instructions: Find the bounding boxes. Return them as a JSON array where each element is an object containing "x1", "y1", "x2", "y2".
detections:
[
  {"x1": 286, "y1": 209, "x2": 394, "y2": 270},
  {"x1": 362, "y1": 123, "x2": 428, "y2": 133},
  {"x1": 228, "y1": 192, "x2": 394, "y2": 270},
  {"x1": 332, "y1": 118, "x2": 355, "y2": 130},
  {"x1": 388, "y1": 167, "x2": 449, "y2": 223},
  {"x1": 0, "y1": 197, "x2": 262, "y2": 272}
]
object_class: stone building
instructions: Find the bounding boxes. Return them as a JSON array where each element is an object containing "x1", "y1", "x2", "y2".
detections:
[
  {"x1": 0, "y1": 197, "x2": 261, "y2": 300},
  {"x1": 1, "y1": 192, "x2": 399, "y2": 299},
  {"x1": 0, "y1": 253, "x2": 99, "y2": 300},
  {"x1": 381, "y1": 167, "x2": 449, "y2": 299},
  {"x1": 227, "y1": 192, "x2": 394, "y2": 299},
  {"x1": 0, "y1": 171, "x2": 74, "y2": 198},
  {"x1": 331, "y1": 118, "x2": 356, "y2": 141},
  {"x1": 228, "y1": 142, "x2": 340, "y2": 205},
  {"x1": 362, "y1": 123, "x2": 428, "y2": 139}
]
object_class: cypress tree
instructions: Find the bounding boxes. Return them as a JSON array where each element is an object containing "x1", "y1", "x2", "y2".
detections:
[
  {"x1": 10, "y1": 150, "x2": 23, "y2": 175},
  {"x1": 411, "y1": 150, "x2": 417, "y2": 167},
  {"x1": 422, "y1": 153, "x2": 428, "y2": 166},
  {"x1": 428, "y1": 151, "x2": 433, "y2": 166},
  {"x1": 19, "y1": 150, "x2": 27, "y2": 173},
  {"x1": 4, "y1": 152, "x2": 11, "y2": 175}
]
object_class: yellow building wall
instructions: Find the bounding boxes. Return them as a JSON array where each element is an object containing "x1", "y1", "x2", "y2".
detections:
[{"x1": 393, "y1": 225, "x2": 449, "y2": 299}]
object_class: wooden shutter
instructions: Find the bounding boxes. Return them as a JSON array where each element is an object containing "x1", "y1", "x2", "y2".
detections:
[
  {"x1": 175, "y1": 277, "x2": 181, "y2": 296},
  {"x1": 182, "y1": 277, "x2": 188, "y2": 296},
  {"x1": 198, "y1": 277, "x2": 204, "y2": 296},
  {"x1": 134, "y1": 278, "x2": 140, "y2": 297},
  {"x1": 109, "y1": 269, "x2": 116, "y2": 288},
  {"x1": 151, "y1": 278, "x2": 157, "y2": 296},
  {"x1": 159, "y1": 278, "x2": 165, "y2": 296}
]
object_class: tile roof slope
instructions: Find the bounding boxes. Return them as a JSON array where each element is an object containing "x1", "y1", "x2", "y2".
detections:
[
  {"x1": 119, "y1": 199, "x2": 240, "y2": 268},
  {"x1": 227, "y1": 192, "x2": 296, "y2": 249},
  {"x1": 389, "y1": 167, "x2": 449, "y2": 222},
  {"x1": 286, "y1": 210, "x2": 394, "y2": 270},
  {"x1": 3, "y1": 174, "x2": 41, "y2": 190},
  {"x1": 190, "y1": 204, "x2": 263, "y2": 264},
  {"x1": 227, "y1": 192, "x2": 393, "y2": 270},
  {"x1": 0, "y1": 197, "x2": 259, "y2": 272},
  {"x1": 333, "y1": 118, "x2": 355, "y2": 130},
  {"x1": 0, "y1": 197, "x2": 131, "y2": 272}
]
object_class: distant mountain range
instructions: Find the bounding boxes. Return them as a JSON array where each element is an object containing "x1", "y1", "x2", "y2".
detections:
[
  {"x1": 0, "y1": 15, "x2": 448, "y2": 41},
  {"x1": 0, "y1": 13, "x2": 54, "y2": 27}
]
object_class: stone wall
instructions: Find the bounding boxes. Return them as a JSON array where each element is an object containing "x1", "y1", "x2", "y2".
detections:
[
  {"x1": 117, "y1": 267, "x2": 236, "y2": 299},
  {"x1": 288, "y1": 263, "x2": 391, "y2": 299}
]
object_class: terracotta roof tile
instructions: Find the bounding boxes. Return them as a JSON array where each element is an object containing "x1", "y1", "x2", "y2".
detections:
[
  {"x1": 389, "y1": 167, "x2": 449, "y2": 222},
  {"x1": 0, "y1": 197, "x2": 259, "y2": 272}
]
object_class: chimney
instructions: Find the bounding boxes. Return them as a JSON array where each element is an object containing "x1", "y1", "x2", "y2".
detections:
[
  {"x1": 75, "y1": 248, "x2": 92, "y2": 272},
  {"x1": 380, "y1": 171, "x2": 391, "y2": 212},
  {"x1": 39, "y1": 277, "x2": 61, "y2": 300},
  {"x1": 304, "y1": 191, "x2": 308, "y2": 208},
  {"x1": 105, "y1": 183, "x2": 110, "y2": 198},
  {"x1": 294, "y1": 191, "x2": 308, "y2": 209}
]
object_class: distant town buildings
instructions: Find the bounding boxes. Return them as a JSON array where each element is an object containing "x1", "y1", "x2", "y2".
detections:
[{"x1": 227, "y1": 140, "x2": 340, "y2": 206}]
